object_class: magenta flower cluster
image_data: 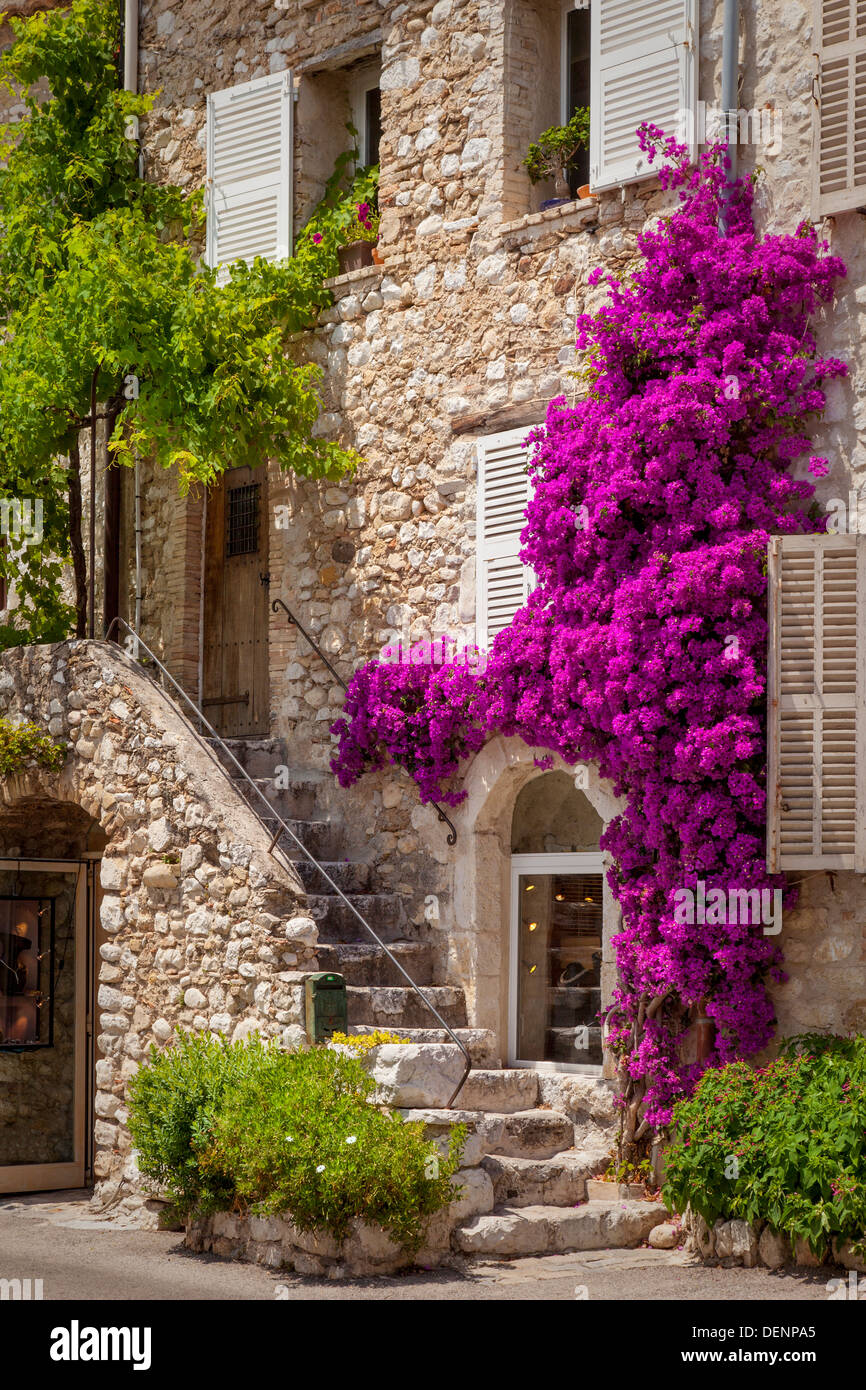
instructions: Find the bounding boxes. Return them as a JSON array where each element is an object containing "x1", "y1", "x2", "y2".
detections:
[{"x1": 330, "y1": 132, "x2": 847, "y2": 1124}]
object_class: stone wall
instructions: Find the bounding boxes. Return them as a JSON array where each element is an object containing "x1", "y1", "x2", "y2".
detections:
[{"x1": 0, "y1": 639, "x2": 315, "y2": 1211}]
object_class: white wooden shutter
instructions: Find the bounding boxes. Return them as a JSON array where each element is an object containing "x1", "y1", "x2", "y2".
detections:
[
  {"x1": 589, "y1": 0, "x2": 698, "y2": 191},
  {"x1": 206, "y1": 71, "x2": 293, "y2": 275},
  {"x1": 476, "y1": 428, "x2": 536, "y2": 649},
  {"x1": 812, "y1": 0, "x2": 866, "y2": 218},
  {"x1": 767, "y1": 535, "x2": 866, "y2": 872}
]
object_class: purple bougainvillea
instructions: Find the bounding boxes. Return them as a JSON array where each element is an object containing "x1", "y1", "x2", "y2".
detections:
[{"x1": 330, "y1": 132, "x2": 847, "y2": 1131}]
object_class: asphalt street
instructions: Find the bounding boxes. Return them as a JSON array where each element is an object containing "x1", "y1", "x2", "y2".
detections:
[{"x1": 0, "y1": 1190, "x2": 849, "y2": 1302}]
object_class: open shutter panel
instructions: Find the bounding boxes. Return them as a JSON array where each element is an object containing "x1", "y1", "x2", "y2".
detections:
[
  {"x1": 767, "y1": 535, "x2": 866, "y2": 872},
  {"x1": 812, "y1": 0, "x2": 866, "y2": 217},
  {"x1": 476, "y1": 428, "x2": 536, "y2": 649},
  {"x1": 206, "y1": 71, "x2": 293, "y2": 276},
  {"x1": 590, "y1": 0, "x2": 698, "y2": 191}
]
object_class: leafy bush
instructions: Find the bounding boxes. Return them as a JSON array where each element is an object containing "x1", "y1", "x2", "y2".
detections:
[
  {"x1": 522, "y1": 107, "x2": 590, "y2": 185},
  {"x1": 0, "y1": 717, "x2": 66, "y2": 775},
  {"x1": 126, "y1": 1030, "x2": 263, "y2": 1216},
  {"x1": 662, "y1": 1035, "x2": 866, "y2": 1256},
  {"x1": 127, "y1": 1032, "x2": 465, "y2": 1253}
]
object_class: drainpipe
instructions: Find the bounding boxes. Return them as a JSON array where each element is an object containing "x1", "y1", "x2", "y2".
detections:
[
  {"x1": 123, "y1": 1, "x2": 142, "y2": 657},
  {"x1": 719, "y1": 0, "x2": 740, "y2": 232}
]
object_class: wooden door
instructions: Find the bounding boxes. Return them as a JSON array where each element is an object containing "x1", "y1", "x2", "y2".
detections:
[{"x1": 202, "y1": 466, "x2": 270, "y2": 737}]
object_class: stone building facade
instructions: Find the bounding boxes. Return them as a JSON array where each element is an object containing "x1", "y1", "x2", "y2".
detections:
[{"x1": 1, "y1": 0, "x2": 866, "y2": 1206}]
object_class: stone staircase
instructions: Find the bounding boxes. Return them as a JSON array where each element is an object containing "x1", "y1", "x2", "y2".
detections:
[{"x1": 210, "y1": 738, "x2": 669, "y2": 1259}]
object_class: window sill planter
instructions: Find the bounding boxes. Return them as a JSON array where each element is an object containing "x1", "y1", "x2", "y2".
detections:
[{"x1": 337, "y1": 240, "x2": 374, "y2": 274}]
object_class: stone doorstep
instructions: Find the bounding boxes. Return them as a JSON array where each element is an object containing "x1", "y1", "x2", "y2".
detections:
[
  {"x1": 349, "y1": 1025, "x2": 500, "y2": 1067},
  {"x1": 453, "y1": 1200, "x2": 668, "y2": 1258}
]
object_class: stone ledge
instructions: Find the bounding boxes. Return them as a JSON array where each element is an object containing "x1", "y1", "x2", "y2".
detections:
[
  {"x1": 323, "y1": 264, "x2": 384, "y2": 292},
  {"x1": 499, "y1": 197, "x2": 599, "y2": 239}
]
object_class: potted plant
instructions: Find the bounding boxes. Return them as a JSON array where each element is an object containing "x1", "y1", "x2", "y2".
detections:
[
  {"x1": 336, "y1": 198, "x2": 380, "y2": 274},
  {"x1": 522, "y1": 106, "x2": 591, "y2": 209}
]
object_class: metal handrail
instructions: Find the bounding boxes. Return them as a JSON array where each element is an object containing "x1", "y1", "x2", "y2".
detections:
[
  {"x1": 271, "y1": 598, "x2": 458, "y2": 847},
  {"x1": 102, "y1": 616, "x2": 471, "y2": 1105}
]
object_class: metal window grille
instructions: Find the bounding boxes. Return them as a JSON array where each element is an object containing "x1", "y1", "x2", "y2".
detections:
[{"x1": 226, "y1": 484, "x2": 260, "y2": 557}]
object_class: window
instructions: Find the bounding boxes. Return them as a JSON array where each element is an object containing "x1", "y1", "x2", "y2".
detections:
[
  {"x1": 206, "y1": 71, "x2": 293, "y2": 275},
  {"x1": 766, "y1": 535, "x2": 866, "y2": 871},
  {"x1": 562, "y1": 2, "x2": 591, "y2": 192},
  {"x1": 476, "y1": 427, "x2": 538, "y2": 648},
  {"x1": 812, "y1": 0, "x2": 866, "y2": 217},
  {"x1": 0, "y1": 898, "x2": 55, "y2": 1050},
  {"x1": 226, "y1": 483, "x2": 261, "y2": 558},
  {"x1": 589, "y1": 0, "x2": 698, "y2": 191},
  {"x1": 364, "y1": 86, "x2": 382, "y2": 167}
]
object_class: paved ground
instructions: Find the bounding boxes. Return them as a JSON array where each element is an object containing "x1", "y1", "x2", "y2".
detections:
[{"x1": 0, "y1": 1190, "x2": 850, "y2": 1301}]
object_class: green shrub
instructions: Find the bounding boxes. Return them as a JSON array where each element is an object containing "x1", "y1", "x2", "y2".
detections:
[
  {"x1": 127, "y1": 1030, "x2": 263, "y2": 1216},
  {"x1": 0, "y1": 716, "x2": 65, "y2": 775},
  {"x1": 662, "y1": 1034, "x2": 866, "y2": 1257},
  {"x1": 127, "y1": 1032, "x2": 465, "y2": 1254}
]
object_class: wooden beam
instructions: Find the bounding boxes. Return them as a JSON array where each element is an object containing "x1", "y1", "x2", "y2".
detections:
[{"x1": 450, "y1": 398, "x2": 553, "y2": 436}]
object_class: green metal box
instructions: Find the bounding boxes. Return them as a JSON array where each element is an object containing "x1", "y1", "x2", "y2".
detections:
[{"x1": 304, "y1": 972, "x2": 347, "y2": 1044}]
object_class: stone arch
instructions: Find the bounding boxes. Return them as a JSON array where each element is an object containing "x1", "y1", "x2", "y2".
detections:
[
  {"x1": 450, "y1": 737, "x2": 624, "y2": 1064},
  {"x1": 0, "y1": 639, "x2": 313, "y2": 1210}
]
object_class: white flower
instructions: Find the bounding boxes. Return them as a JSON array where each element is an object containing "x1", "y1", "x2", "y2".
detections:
[
  {"x1": 316, "y1": 1164, "x2": 325, "y2": 1173},
  {"x1": 345, "y1": 1135, "x2": 357, "y2": 1145},
  {"x1": 285, "y1": 1135, "x2": 293, "y2": 1143}
]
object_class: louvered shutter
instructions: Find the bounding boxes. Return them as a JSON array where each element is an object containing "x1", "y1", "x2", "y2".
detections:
[
  {"x1": 476, "y1": 428, "x2": 536, "y2": 649},
  {"x1": 812, "y1": 0, "x2": 866, "y2": 217},
  {"x1": 206, "y1": 71, "x2": 293, "y2": 276},
  {"x1": 589, "y1": 0, "x2": 698, "y2": 191},
  {"x1": 767, "y1": 535, "x2": 866, "y2": 872}
]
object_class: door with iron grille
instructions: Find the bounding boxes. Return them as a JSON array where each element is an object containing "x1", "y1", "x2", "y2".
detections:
[{"x1": 202, "y1": 465, "x2": 270, "y2": 737}]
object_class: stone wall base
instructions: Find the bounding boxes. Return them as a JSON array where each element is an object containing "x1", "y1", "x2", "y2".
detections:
[
  {"x1": 184, "y1": 1203, "x2": 474, "y2": 1278},
  {"x1": 683, "y1": 1208, "x2": 866, "y2": 1272}
]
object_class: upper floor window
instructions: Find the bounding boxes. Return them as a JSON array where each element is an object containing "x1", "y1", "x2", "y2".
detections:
[
  {"x1": 563, "y1": 2, "x2": 591, "y2": 192},
  {"x1": 812, "y1": 0, "x2": 866, "y2": 217},
  {"x1": 476, "y1": 427, "x2": 539, "y2": 649},
  {"x1": 767, "y1": 534, "x2": 865, "y2": 871},
  {"x1": 205, "y1": 71, "x2": 293, "y2": 276},
  {"x1": 589, "y1": 0, "x2": 698, "y2": 191}
]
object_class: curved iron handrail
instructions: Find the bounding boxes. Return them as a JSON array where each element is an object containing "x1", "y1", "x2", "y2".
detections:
[
  {"x1": 271, "y1": 598, "x2": 458, "y2": 847},
  {"x1": 103, "y1": 616, "x2": 471, "y2": 1106}
]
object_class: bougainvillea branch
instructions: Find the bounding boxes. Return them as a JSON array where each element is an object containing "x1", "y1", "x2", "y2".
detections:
[{"x1": 331, "y1": 132, "x2": 847, "y2": 1139}]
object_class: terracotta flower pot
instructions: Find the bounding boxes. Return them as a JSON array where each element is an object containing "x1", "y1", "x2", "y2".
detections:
[
  {"x1": 577, "y1": 183, "x2": 593, "y2": 200},
  {"x1": 337, "y1": 240, "x2": 374, "y2": 274},
  {"x1": 371, "y1": 245, "x2": 384, "y2": 266}
]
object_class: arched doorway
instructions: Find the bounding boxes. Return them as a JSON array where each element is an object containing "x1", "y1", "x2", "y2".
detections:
[{"x1": 508, "y1": 772, "x2": 605, "y2": 1074}]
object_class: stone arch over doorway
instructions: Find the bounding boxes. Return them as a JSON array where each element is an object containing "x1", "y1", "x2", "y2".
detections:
[
  {"x1": 451, "y1": 737, "x2": 624, "y2": 1068},
  {"x1": 0, "y1": 639, "x2": 313, "y2": 1210}
]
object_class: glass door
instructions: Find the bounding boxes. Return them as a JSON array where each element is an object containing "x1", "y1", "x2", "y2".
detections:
[
  {"x1": 0, "y1": 863, "x2": 87, "y2": 1193},
  {"x1": 509, "y1": 852, "x2": 604, "y2": 1073}
]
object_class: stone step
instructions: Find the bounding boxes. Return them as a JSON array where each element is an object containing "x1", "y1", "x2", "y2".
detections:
[
  {"x1": 481, "y1": 1151, "x2": 603, "y2": 1207},
  {"x1": 309, "y1": 892, "x2": 414, "y2": 943},
  {"x1": 349, "y1": 1026, "x2": 500, "y2": 1067},
  {"x1": 453, "y1": 1200, "x2": 667, "y2": 1257},
  {"x1": 264, "y1": 819, "x2": 348, "y2": 863},
  {"x1": 316, "y1": 940, "x2": 435, "y2": 987},
  {"x1": 457, "y1": 1069, "x2": 539, "y2": 1114},
  {"x1": 208, "y1": 737, "x2": 288, "y2": 780},
  {"x1": 291, "y1": 859, "x2": 373, "y2": 895},
  {"x1": 347, "y1": 984, "x2": 467, "y2": 1030},
  {"x1": 247, "y1": 773, "x2": 331, "y2": 823},
  {"x1": 401, "y1": 1108, "x2": 575, "y2": 1162}
]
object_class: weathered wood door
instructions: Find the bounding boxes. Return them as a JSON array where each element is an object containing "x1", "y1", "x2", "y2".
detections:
[{"x1": 202, "y1": 466, "x2": 270, "y2": 737}]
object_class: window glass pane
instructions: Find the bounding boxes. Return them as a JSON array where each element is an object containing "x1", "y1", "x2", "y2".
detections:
[
  {"x1": 365, "y1": 87, "x2": 381, "y2": 167},
  {"x1": 566, "y1": 5, "x2": 591, "y2": 192},
  {"x1": 516, "y1": 871, "x2": 602, "y2": 1064}
]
